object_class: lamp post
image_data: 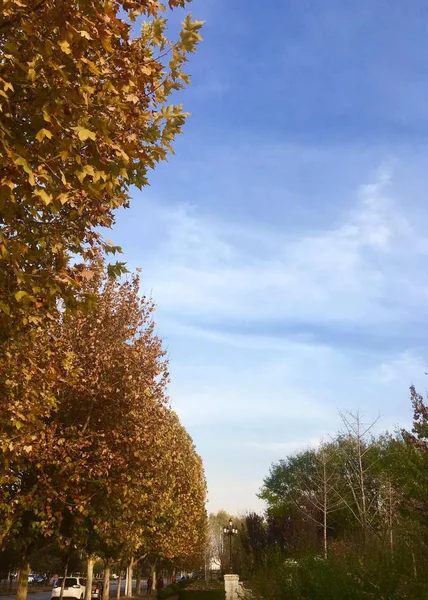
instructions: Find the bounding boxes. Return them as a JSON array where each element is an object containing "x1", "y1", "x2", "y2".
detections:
[{"x1": 223, "y1": 518, "x2": 238, "y2": 573}]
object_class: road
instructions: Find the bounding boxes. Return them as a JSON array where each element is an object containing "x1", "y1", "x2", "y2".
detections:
[{"x1": 1, "y1": 580, "x2": 147, "y2": 600}]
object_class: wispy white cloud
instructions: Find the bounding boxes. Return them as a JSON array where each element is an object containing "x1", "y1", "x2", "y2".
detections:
[
  {"x1": 137, "y1": 167, "x2": 428, "y2": 333},
  {"x1": 245, "y1": 438, "x2": 322, "y2": 453},
  {"x1": 371, "y1": 351, "x2": 427, "y2": 385},
  {"x1": 117, "y1": 0, "x2": 428, "y2": 514},
  {"x1": 120, "y1": 162, "x2": 428, "y2": 514}
]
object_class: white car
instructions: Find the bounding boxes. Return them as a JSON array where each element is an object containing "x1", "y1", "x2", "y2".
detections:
[{"x1": 52, "y1": 577, "x2": 86, "y2": 600}]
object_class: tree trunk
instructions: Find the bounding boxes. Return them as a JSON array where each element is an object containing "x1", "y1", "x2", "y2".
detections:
[
  {"x1": 135, "y1": 568, "x2": 141, "y2": 596},
  {"x1": 323, "y1": 488, "x2": 328, "y2": 559},
  {"x1": 59, "y1": 559, "x2": 69, "y2": 600},
  {"x1": 85, "y1": 556, "x2": 96, "y2": 600},
  {"x1": 323, "y1": 454, "x2": 328, "y2": 560},
  {"x1": 16, "y1": 555, "x2": 30, "y2": 600},
  {"x1": 124, "y1": 568, "x2": 128, "y2": 597},
  {"x1": 103, "y1": 560, "x2": 112, "y2": 600},
  {"x1": 126, "y1": 558, "x2": 134, "y2": 597},
  {"x1": 116, "y1": 572, "x2": 122, "y2": 600},
  {"x1": 388, "y1": 480, "x2": 394, "y2": 558},
  {"x1": 412, "y1": 551, "x2": 417, "y2": 578},
  {"x1": 357, "y1": 434, "x2": 368, "y2": 545},
  {"x1": 148, "y1": 560, "x2": 157, "y2": 592}
]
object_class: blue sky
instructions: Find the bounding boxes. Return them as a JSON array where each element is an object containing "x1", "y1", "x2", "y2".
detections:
[{"x1": 113, "y1": 0, "x2": 428, "y2": 513}]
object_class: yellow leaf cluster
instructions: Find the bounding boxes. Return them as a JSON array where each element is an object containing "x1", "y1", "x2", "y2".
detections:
[{"x1": 0, "y1": 0, "x2": 203, "y2": 335}]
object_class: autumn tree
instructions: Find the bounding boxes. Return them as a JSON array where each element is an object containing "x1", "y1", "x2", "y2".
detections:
[
  {"x1": 404, "y1": 385, "x2": 428, "y2": 450},
  {"x1": 1, "y1": 2, "x2": 203, "y2": 585},
  {"x1": 44, "y1": 272, "x2": 174, "y2": 600},
  {"x1": 126, "y1": 409, "x2": 206, "y2": 592},
  {"x1": 2, "y1": 267, "x2": 208, "y2": 600},
  {"x1": 399, "y1": 385, "x2": 428, "y2": 569},
  {"x1": 0, "y1": 0, "x2": 202, "y2": 333},
  {"x1": 1, "y1": 270, "x2": 172, "y2": 600}
]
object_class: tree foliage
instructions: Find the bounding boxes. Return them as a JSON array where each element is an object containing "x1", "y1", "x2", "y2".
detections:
[
  {"x1": 0, "y1": 0, "x2": 202, "y2": 333},
  {"x1": 0, "y1": 3, "x2": 205, "y2": 593},
  {"x1": 251, "y1": 394, "x2": 428, "y2": 599},
  {"x1": 0, "y1": 269, "x2": 206, "y2": 599}
]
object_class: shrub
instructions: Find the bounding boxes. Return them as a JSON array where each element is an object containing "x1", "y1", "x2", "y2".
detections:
[
  {"x1": 157, "y1": 579, "x2": 196, "y2": 600},
  {"x1": 250, "y1": 548, "x2": 428, "y2": 600},
  {"x1": 157, "y1": 584, "x2": 178, "y2": 600},
  {"x1": 178, "y1": 590, "x2": 225, "y2": 600}
]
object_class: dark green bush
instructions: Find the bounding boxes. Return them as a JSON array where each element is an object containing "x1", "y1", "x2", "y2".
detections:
[
  {"x1": 157, "y1": 578, "x2": 195, "y2": 599},
  {"x1": 250, "y1": 548, "x2": 428, "y2": 600},
  {"x1": 177, "y1": 589, "x2": 225, "y2": 600},
  {"x1": 157, "y1": 584, "x2": 178, "y2": 600}
]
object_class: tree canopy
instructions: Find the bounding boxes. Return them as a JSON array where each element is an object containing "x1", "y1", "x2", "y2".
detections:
[
  {"x1": 0, "y1": 3, "x2": 205, "y2": 597},
  {"x1": 0, "y1": 270, "x2": 207, "y2": 599},
  {"x1": 0, "y1": 0, "x2": 202, "y2": 334}
]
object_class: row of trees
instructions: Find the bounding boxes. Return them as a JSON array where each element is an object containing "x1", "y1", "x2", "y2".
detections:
[
  {"x1": 257, "y1": 408, "x2": 427, "y2": 562},
  {"x1": 206, "y1": 393, "x2": 428, "y2": 598},
  {"x1": 1, "y1": 270, "x2": 207, "y2": 600},
  {"x1": 232, "y1": 397, "x2": 428, "y2": 598},
  {"x1": 1, "y1": 2, "x2": 206, "y2": 599}
]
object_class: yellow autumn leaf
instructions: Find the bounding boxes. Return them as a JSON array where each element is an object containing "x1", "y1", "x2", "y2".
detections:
[
  {"x1": 78, "y1": 30, "x2": 92, "y2": 40},
  {"x1": 35, "y1": 128, "x2": 53, "y2": 141},
  {"x1": 34, "y1": 188, "x2": 53, "y2": 205},
  {"x1": 1, "y1": 179, "x2": 14, "y2": 189},
  {"x1": 57, "y1": 193, "x2": 69, "y2": 205},
  {"x1": 92, "y1": 169, "x2": 106, "y2": 183},
  {"x1": 0, "y1": 302, "x2": 10, "y2": 315},
  {"x1": 15, "y1": 290, "x2": 28, "y2": 302},
  {"x1": 82, "y1": 58, "x2": 101, "y2": 76},
  {"x1": 58, "y1": 40, "x2": 72, "y2": 54},
  {"x1": 71, "y1": 126, "x2": 96, "y2": 141},
  {"x1": 42, "y1": 106, "x2": 51, "y2": 122},
  {"x1": 14, "y1": 156, "x2": 35, "y2": 186},
  {"x1": 101, "y1": 36, "x2": 114, "y2": 53},
  {"x1": 126, "y1": 93, "x2": 139, "y2": 103},
  {"x1": 76, "y1": 164, "x2": 96, "y2": 182},
  {"x1": 82, "y1": 164, "x2": 95, "y2": 177}
]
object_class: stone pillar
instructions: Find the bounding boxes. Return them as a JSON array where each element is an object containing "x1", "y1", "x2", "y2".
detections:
[{"x1": 224, "y1": 574, "x2": 240, "y2": 600}]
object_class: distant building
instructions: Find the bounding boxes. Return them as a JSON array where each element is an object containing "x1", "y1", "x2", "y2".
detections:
[{"x1": 210, "y1": 558, "x2": 221, "y2": 572}]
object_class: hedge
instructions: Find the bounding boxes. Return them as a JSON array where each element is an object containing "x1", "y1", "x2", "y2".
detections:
[
  {"x1": 157, "y1": 580, "x2": 195, "y2": 600},
  {"x1": 177, "y1": 590, "x2": 225, "y2": 600}
]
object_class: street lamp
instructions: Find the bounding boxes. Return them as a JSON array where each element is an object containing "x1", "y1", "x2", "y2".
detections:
[{"x1": 223, "y1": 518, "x2": 238, "y2": 573}]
